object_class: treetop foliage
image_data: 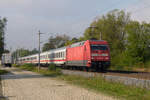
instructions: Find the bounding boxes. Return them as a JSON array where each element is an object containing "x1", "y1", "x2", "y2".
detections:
[
  {"x1": 0, "y1": 17, "x2": 7, "y2": 59},
  {"x1": 42, "y1": 34, "x2": 70, "y2": 52},
  {"x1": 83, "y1": 9, "x2": 150, "y2": 67}
]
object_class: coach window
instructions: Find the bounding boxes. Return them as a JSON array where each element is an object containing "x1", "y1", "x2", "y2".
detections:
[
  {"x1": 54, "y1": 53, "x2": 56, "y2": 58},
  {"x1": 63, "y1": 52, "x2": 65, "y2": 57},
  {"x1": 62, "y1": 52, "x2": 64, "y2": 57},
  {"x1": 64, "y1": 52, "x2": 65, "y2": 57},
  {"x1": 59, "y1": 52, "x2": 60, "y2": 58}
]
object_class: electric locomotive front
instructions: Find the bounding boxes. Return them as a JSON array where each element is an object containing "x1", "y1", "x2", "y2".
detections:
[{"x1": 88, "y1": 40, "x2": 110, "y2": 71}]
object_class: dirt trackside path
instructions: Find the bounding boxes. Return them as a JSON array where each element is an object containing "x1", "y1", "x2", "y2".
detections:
[{"x1": 1, "y1": 67, "x2": 115, "y2": 100}]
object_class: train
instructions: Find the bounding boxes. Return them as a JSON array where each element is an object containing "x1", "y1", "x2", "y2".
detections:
[
  {"x1": 1, "y1": 40, "x2": 111, "y2": 71},
  {"x1": 1, "y1": 53, "x2": 12, "y2": 67}
]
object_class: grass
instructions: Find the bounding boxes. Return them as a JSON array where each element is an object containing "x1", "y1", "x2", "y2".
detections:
[
  {"x1": 58, "y1": 75, "x2": 150, "y2": 100},
  {"x1": 18, "y1": 64, "x2": 62, "y2": 77},
  {"x1": 14, "y1": 65, "x2": 150, "y2": 100},
  {"x1": 0, "y1": 70, "x2": 8, "y2": 75}
]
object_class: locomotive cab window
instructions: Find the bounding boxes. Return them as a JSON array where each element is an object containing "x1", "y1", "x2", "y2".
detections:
[{"x1": 91, "y1": 45, "x2": 108, "y2": 50}]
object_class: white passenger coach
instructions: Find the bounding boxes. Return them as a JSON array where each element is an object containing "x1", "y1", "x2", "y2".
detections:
[{"x1": 18, "y1": 47, "x2": 66, "y2": 65}]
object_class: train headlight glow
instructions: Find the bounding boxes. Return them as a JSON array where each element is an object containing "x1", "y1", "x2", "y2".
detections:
[
  {"x1": 101, "y1": 54, "x2": 108, "y2": 56},
  {"x1": 92, "y1": 54, "x2": 99, "y2": 56}
]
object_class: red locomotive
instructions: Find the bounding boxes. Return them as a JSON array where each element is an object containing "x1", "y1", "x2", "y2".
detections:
[
  {"x1": 66, "y1": 40, "x2": 110, "y2": 71},
  {"x1": 18, "y1": 40, "x2": 110, "y2": 71}
]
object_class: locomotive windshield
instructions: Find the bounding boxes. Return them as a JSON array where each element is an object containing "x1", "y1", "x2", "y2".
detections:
[{"x1": 91, "y1": 45, "x2": 108, "y2": 50}]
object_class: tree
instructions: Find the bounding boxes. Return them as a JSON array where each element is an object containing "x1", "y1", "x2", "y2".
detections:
[
  {"x1": 65, "y1": 37, "x2": 79, "y2": 46},
  {"x1": 12, "y1": 49, "x2": 30, "y2": 58},
  {"x1": 3, "y1": 49, "x2": 10, "y2": 53},
  {"x1": 125, "y1": 21, "x2": 150, "y2": 64},
  {"x1": 30, "y1": 48, "x2": 38, "y2": 55},
  {"x1": 84, "y1": 9, "x2": 130, "y2": 57},
  {"x1": 0, "y1": 17, "x2": 7, "y2": 59},
  {"x1": 42, "y1": 34, "x2": 70, "y2": 52},
  {"x1": 12, "y1": 48, "x2": 39, "y2": 59}
]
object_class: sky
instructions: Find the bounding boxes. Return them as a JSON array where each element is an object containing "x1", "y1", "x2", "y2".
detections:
[{"x1": 0, "y1": 0, "x2": 150, "y2": 51}]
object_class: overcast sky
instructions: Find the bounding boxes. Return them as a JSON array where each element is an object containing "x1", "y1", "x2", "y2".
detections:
[{"x1": 0, "y1": 0, "x2": 149, "y2": 51}]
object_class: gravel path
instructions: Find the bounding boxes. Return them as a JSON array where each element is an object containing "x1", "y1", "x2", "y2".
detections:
[{"x1": 1, "y1": 67, "x2": 116, "y2": 100}]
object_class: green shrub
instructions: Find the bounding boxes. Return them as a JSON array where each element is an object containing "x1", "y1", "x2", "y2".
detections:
[
  {"x1": 48, "y1": 64, "x2": 56, "y2": 71},
  {"x1": 21, "y1": 63, "x2": 35, "y2": 71},
  {"x1": 56, "y1": 68, "x2": 62, "y2": 73},
  {"x1": 0, "y1": 70, "x2": 8, "y2": 75},
  {"x1": 12, "y1": 64, "x2": 20, "y2": 67},
  {"x1": 145, "y1": 59, "x2": 150, "y2": 67}
]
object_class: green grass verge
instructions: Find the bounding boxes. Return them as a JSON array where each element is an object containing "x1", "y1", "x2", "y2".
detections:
[
  {"x1": 58, "y1": 75, "x2": 150, "y2": 100},
  {"x1": 18, "y1": 64, "x2": 62, "y2": 77},
  {"x1": 0, "y1": 70, "x2": 8, "y2": 75},
  {"x1": 14, "y1": 65, "x2": 150, "y2": 100}
]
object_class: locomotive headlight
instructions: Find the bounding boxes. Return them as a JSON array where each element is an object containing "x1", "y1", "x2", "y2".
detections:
[
  {"x1": 92, "y1": 54, "x2": 98, "y2": 56},
  {"x1": 101, "y1": 54, "x2": 108, "y2": 56}
]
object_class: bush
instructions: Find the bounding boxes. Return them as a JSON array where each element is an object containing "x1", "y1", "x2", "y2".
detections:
[
  {"x1": 12, "y1": 64, "x2": 20, "y2": 67},
  {"x1": 21, "y1": 63, "x2": 35, "y2": 71},
  {"x1": 56, "y1": 68, "x2": 62, "y2": 73},
  {"x1": 0, "y1": 70, "x2": 8, "y2": 75},
  {"x1": 48, "y1": 64, "x2": 56, "y2": 71}
]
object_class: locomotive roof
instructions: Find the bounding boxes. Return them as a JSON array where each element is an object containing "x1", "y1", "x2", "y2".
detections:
[
  {"x1": 69, "y1": 41, "x2": 86, "y2": 48},
  {"x1": 69, "y1": 40, "x2": 106, "y2": 48}
]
